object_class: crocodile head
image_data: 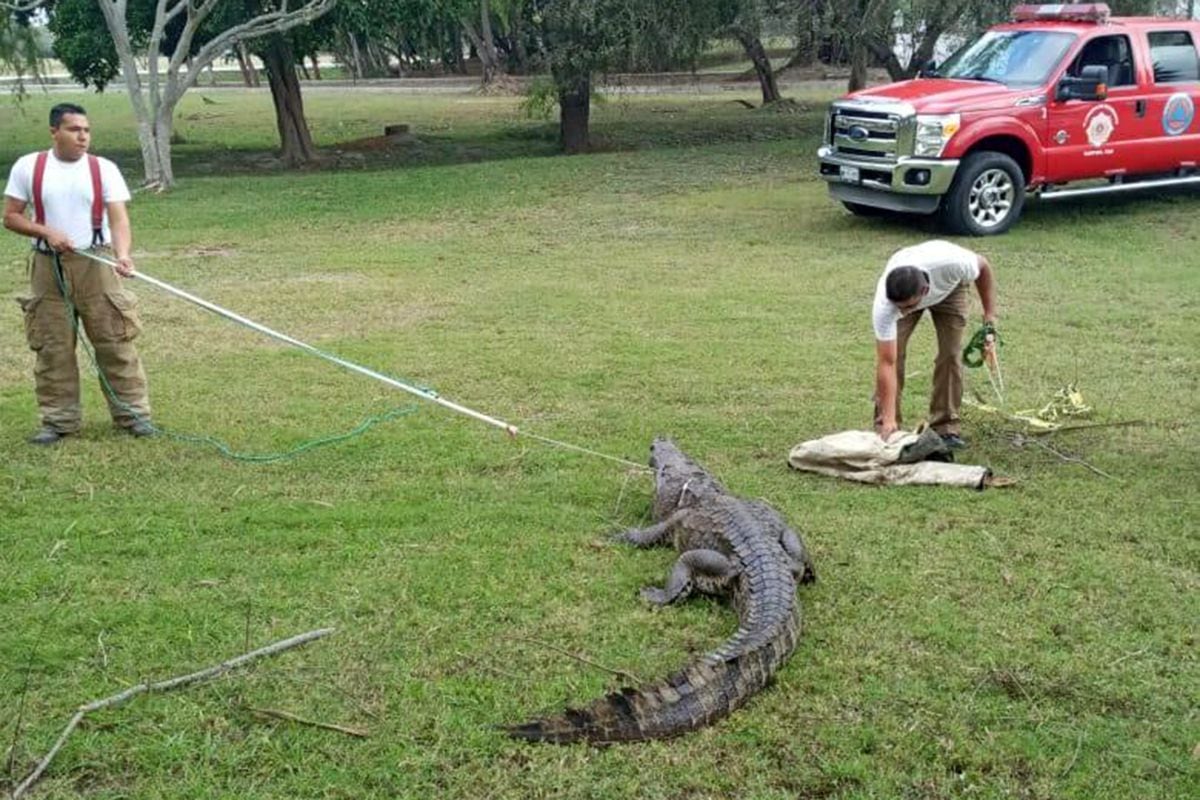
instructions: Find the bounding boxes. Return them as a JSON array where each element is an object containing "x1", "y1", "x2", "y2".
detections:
[{"x1": 649, "y1": 437, "x2": 727, "y2": 517}]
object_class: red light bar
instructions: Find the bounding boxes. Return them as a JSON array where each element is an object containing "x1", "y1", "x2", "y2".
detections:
[{"x1": 1012, "y1": 4, "x2": 1111, "y2": 23}]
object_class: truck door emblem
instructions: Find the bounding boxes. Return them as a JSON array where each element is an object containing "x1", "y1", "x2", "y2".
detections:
[
  {"x1": 1055, "y1": 129, "x2": 1069, "y2": 144},
  {"x1": 1163, "y1": 93, "x2": 1195, "y2": 136},
  {"x1": 1084, "y1": 105, "x2": 1118, "y2": 147},
  {"x1": 848, "y1": 126, "x2": 870, "y2": 142}
]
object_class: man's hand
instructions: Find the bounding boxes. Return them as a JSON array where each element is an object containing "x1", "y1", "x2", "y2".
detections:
[
  {"x1": 983, "y1": 317, "x2": 1000, "y2": 355},
  {"x1": 114, "y1": 255, "x2": 135, "y2": 277},
  {"x1": 44, "y1": 228, "x2": 74, "y2": 253},
  {"x1": 876, "y1": 421, "x2": 899, "y2": 442}
]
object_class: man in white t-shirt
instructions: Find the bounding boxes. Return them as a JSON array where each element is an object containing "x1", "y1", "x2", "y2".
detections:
[
  {"x1": 872, "y1": 240, "x2": 997, "y2": 447},
  {"x1": 3, "y1": 103, "x2": 152, "y2": 445}
]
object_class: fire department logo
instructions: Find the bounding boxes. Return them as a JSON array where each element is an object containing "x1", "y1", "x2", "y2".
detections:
[
  {"x1": 1163, "y1": 93, "x2": 1195, "y2": 137},
  {"x1": 1084, "y1": 105, "x2": 1118, "y2": 147}
]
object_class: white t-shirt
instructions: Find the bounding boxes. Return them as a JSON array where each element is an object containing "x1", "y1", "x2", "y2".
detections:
[
  {"x1": 4, "y1": 150, "x2": 132, "y2": 250},
  {"x1": 872, "y1": 240, "x2": 981, "y2": 341}
]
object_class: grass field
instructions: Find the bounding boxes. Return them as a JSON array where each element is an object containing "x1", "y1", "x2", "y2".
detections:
[{"x1": 1, "y1": 86, "x2": 1197, "y2": 799}]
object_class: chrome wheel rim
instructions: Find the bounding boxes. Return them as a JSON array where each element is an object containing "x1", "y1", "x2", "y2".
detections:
[{"x1": 968, "y1": 168, "x2": 1015, "y2": 228}]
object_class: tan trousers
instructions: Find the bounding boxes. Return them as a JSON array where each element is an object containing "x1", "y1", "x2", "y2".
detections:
[
  {"x1": 875, "y1": 284, "x2": 969, "y2": 436},
  {"x1": 17, "y1": 251, "x2": 150, "y2": 433}
]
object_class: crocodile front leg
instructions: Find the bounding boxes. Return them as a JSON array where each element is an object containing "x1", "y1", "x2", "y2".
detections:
[
  {"x1": 641, "y1": 549, "x2": 737, "y2": 606},
  {"x1": 616, "y1": 508, "x2": 688, "y2": 548}
]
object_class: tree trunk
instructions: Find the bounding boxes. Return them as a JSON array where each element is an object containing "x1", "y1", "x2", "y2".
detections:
[
  {"x1": 788, "y1": 0, "x2": 825, "y2": 69},
  {"x1": 461, "y1": 1, "x2": 504, "y2": 87},
  {"x1": 134, "y1": 106, "x2": 175, "y2": 188},
  {"x1": 133, "y1": 118, "x2": 158, "y2": 186},
  {"x1": 848, "y1": 40, "x2": 869, "y2": 92},
  {"x1": 867, "y1": 38, "x2": 907, "y2": 81},
  {"x1": 731, "y1": 26, "x2": 781, "y2": 105},
  {"x1": 479, "y1": 0, "x2": 500, "y2": 84},
  {"x1": 260, "y1": 36, "x2": 317, "y2": 167},
  {"x1": 510, "y1": 11, "x2": 528, "y2": 74},
  {"x1": 235, "y1": 43, "x2": 260, "y2": 87},
  {"x1": 557, "y1": 75, "x2": 590, "y2": 154},
  {"x1": 348, "y1": 32, "x2": 364, "y2": 81},
  {"x1": 311, "y1": 54, "x2": 321, "y2": 80},
  {"x1": 155, "y1": 114, "x2": 175, "y2": 188}
]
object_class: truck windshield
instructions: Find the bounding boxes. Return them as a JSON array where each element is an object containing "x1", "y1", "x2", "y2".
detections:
[{"x1": 938, "y1": 30, "x2": 1076, "y2": 87}]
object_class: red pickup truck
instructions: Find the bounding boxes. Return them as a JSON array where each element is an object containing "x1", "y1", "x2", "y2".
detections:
[{"x1": 817, "y1": 4, "x2": 1200, "y2": 234}]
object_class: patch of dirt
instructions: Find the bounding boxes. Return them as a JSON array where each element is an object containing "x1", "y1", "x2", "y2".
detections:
[
  {"x1": 183, "y1": 245, "x2": 238, "y2": 259},
  {"x1": 336, "y1": 135, "x2": 415, "y2": 152},
  {"x1": 757, "y1": 98, "x2": 809, "y2": 114},
  {"x1": 472, "y1": 75, "x2": 526, "y2": 96}
]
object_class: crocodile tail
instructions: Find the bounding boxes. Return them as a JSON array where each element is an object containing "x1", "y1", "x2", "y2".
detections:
[{"x1": 505, "y1": 640, "x2": 783, "y2": 744}]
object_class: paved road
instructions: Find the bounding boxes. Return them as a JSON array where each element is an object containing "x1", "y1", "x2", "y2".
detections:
[{"x1": 5, "y1": 71, "x2": 851, "y2": 96}]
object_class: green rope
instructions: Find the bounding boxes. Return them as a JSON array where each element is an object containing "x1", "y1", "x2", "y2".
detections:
[
  {"x1": 962, "y1": 321, "x2": 1001, "y2": 368},
  {"x1": 49, "y1": 253, "x2": 421, "y2": 463}
]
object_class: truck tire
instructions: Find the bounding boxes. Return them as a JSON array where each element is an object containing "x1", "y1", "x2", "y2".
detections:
[{"x1": 940, "y1": 151, "x2": 1026, "y2": 236}]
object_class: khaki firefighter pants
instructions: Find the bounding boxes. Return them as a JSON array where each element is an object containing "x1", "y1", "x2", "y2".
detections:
[
  {"x1": 874, "y1": 284, "x2": 969, "y2": 437},
  {"x1": 17, "y1": 251, "x2": 150, "y2": 433}
]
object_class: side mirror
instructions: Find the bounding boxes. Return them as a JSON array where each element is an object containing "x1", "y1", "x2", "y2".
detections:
[
  {"x1": 917, "y1": 59, "x2": 939, "y2": 79},
  {"x1": 1057, "y1": 64, "x2": 1108, "y2": 101}
]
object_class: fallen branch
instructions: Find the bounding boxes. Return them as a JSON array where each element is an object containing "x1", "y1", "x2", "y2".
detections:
[
  {"x1": 12, "y1": 628, "x2": 334, "y2": 799},
  {"x1": 248, "y1": 707, "x2": 367, "y2": 739},
  {"x1": 1030, "y1": 420, "x2": 1146, "y2": 436},
  {"x1": 508, "y1": 636, "x2": 645, "y2": 685},
  {"x1": 1060, "y1": 731, "x2": 1084, "y2": 778},
  {"x1": 1025, "y1": 438, "x2": 1118, "y2": 481}
]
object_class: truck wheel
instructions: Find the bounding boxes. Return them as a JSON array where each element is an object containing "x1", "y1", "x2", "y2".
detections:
[
  {"x1": 940, "y1": 152, "x2": 1026, "y2": 235},
  {"x1": 842, "y1": 201, "x2": 889, "y2": 217}
]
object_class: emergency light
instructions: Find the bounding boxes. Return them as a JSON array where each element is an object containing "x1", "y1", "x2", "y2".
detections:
[{"x1": 1011, "y1": 4, "x2": 1111, "y2": 23}]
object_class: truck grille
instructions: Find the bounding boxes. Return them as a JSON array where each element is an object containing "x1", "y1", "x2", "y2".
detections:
[{"x1": 828, "y1": 105, "x2": 909, "y2": 160}]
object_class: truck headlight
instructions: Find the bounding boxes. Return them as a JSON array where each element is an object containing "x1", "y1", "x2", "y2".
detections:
[{"x1": 914, "y1": 114, "x2": 960, "y2": 157}]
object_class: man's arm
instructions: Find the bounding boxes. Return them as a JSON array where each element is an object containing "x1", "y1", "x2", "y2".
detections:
[
  {"x1": 875, "y1": 338, "x2": 899, "y2": 440},
  {"x1": 974, "y1": 255, "x2": 997, "y2": 324},
  {"x1": 106, "y1": 200, "x2": 135, "y2": 276},
  {"x1": 3, "y1": 196, "x2": 73, "y2": 252}
]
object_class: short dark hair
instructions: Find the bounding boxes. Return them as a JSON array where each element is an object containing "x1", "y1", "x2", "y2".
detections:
[
  {"x1": 885, "y1": 266, "x2": 928, "y2": 303},
  {"x1": 50, "y1": 103, "x2": 87, "y2": 128}
]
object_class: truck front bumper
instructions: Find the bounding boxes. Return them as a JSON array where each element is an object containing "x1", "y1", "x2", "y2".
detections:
[{"x1": 817, "y1": 146, "x2": 960, "y2": 215}]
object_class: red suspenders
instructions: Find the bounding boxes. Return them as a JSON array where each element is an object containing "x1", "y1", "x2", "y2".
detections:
[{"x1": 31, "y1": 150, "x2": 105, "y2": 250}]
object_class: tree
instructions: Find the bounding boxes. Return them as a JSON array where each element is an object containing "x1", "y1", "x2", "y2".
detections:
[
  {"x1": 531, "y1": 0, "x2": 712, "y2": 153},
  {"x1": 713, "y1": 1, "x2": 788, "y2": 105},
  {"x1": 85, "y1": 0, "x2": 336, "y2": 189},
  {"x1": 866, "y1": 0, "x2": 973, "y2": 83},
  {"x1": 1, "y1": 1, "x2": 47, "y2": 95},
  {"x1": 458, "y1": 0, "x2": 504, "y2": 86},
  {"x1": 256, "y1": 33, "x2": 316, "y2": 165}
]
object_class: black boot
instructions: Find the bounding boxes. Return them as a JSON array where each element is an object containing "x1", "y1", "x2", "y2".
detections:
[{"x1": 29, "y1": 427, "x2": 68, "y2": 445}]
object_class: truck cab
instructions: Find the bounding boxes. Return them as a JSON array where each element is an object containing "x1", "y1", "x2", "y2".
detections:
[{"x1": 817, "y1": 4, "x2": 1200, "y2": 234}]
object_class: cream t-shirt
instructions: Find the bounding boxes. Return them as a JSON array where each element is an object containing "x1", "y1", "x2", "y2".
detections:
[{"x1": 872, "y1": 240, "x2": 980, "y2": 341}]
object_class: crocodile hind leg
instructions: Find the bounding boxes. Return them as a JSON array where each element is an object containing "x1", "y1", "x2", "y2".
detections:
[
  {"x1": 780, "y1": 528, "x2": 817, "y2": 584},
  {"x1": 641, "y1": 549, "x2": 737, "y2": 606}
]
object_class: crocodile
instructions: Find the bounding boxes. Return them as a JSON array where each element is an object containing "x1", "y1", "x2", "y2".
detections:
[{"x1": 506, "y1": 437, "x2": 816, "y2": 743}]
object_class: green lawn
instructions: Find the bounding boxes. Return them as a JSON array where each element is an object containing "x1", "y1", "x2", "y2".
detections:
[{"x1": 1, "y1": 88, "x2": 1197, "y2": 800}]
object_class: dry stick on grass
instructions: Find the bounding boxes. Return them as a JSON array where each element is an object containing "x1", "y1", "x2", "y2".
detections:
[
  {"x1": 508, "y1": 636, "x2": 646, "y2": 686},
  {"x1": 247, "y1": 707, "x2": 368, "y2": 739},
  {"x1": 6, "y1": 646, "x2": 38, "y2": 789},
  {"x1": 1026, "y1": 437, "x2": 1118, "y2": 481},
  {"x1": 12, "y1": 628, "x2": 335, "y2": 800},
  {"x1": 1060, "y1": 731, "x2": 1085, "y2": 778},
  {"x1": 1029, "y1": 420, "x2": 1146, "y2": 436}
]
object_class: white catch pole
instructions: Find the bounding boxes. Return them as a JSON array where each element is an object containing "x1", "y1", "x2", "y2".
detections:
[{"x1": 78, "y1": 250, "x2": 520, "y2": 437}]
